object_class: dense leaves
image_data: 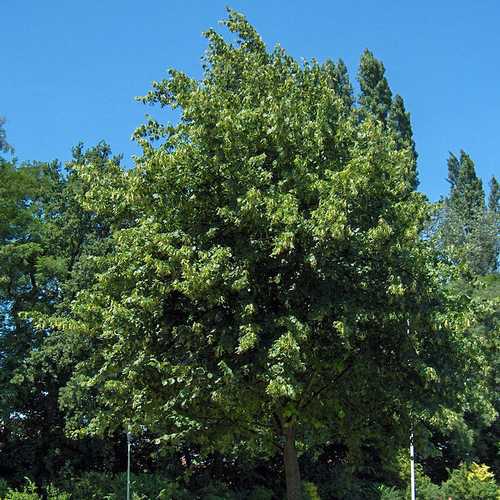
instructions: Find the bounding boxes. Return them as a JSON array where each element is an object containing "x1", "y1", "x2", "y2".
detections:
[
  {"x1": 33, "y1": 10, "x2": 496, "y2": 499},
  {"x1": 0, "y1": 9, "x2": 497, "y2": 499}
]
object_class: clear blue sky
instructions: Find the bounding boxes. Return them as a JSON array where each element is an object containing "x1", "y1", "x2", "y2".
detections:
[{"x1": 2, "y1": 1, "x2": 498, "y2": 200}]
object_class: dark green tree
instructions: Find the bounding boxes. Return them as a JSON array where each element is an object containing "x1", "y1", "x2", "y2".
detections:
[
  {"x1": 488, "y1": 176, "x2": 499, "y2": 213},
  {"x1": 0, "y1": 143, "x2": 129, "y2": 485},
  {"x1": 331, "y1": 58, "x2": 354, "y2": 109},
  {"x1": 358, "y1": 49, "x2": 392, "y2": 124},
  {"x1": 388, "y1": 94, "x2": 418, "y2": 188},
  {"x1": 437, "y1": 150, "x2": 497, "y2": 275},
  {"x1": 358, "y1": 53, "x2": 418, "y2": 188},
  {"x1": 0, "y1": 117, "x2": 13, "y2": 154}
]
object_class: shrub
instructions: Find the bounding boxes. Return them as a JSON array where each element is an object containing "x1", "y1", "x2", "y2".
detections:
[
  {"x1": 3, "y1": 479, "x2": 39, "y2": 500},
  {"x1": 303, "y1": 481, "x2": 321, "y2": 500},
  {"x1": 46, "y1": 485, "x2": 71, "y2": 500},
  {"x1": 246, "y1": 486, "x2": 274, "y2": 500},
  {"x1": 441, "y1": 462, "x2": 499, "y2": 500},
  {"x1": 0, "y1": 480, "x2": 9, "y2": 498},
  {"x1": 377, "y1": 484, "x2": 405, "y2": 500},
  {"x1": 58, "y1": 471, "x2": 190, "y2": 500}
]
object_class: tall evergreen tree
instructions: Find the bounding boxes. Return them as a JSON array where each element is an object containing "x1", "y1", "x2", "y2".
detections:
[
  {"x1": 358, "y1": 49, "x2": 392, "y2": 124},
  {"x1": 333, "y1": 59, "x2": 354, "y2": 108},
  {"x1": 488, "y1": 176, "x2": 499, "y2": 214},
  {"x1": 388, "y1": 94, "x2": 418, "y2": 187},
  {"x1": 449, "y1": 151, "x2": 485, "y2": 222},
  {"x1": 438, "y1": 151, "x2": 497, "y2": 275},
  {"x1": 486, "y1": 176, "x2": 499, "y2": 271},
  {"x1": 358, "y1": 53, "x2": 418, "y2": 188},
  {"x1": 0, "y1": 116, "x2": 13, "y2": 154}
]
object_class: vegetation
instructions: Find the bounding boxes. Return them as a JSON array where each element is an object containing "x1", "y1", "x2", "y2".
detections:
[{"x1": 0, "y1": 10, "x2": 498, "y2": 500}]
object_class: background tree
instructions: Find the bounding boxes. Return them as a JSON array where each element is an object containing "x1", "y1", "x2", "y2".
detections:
[
  {"x1": 436, "y1": 150, "x2": 498, "y2": 275},
  {"x1": 0, "y1": 142, "x2": 131, "y2": 485},
  {"x1": 0, "y1": 117, "x2": 13, "y2": 154},
  {"x1": 358, "y1": 49, "x2": 392, "y2": 124},
  {"x1": 42, "y1": 11, "x2": 493, "y2": 500},
  {"x1": 358, "y1": 51, "x2": 418, "y2": 188}
]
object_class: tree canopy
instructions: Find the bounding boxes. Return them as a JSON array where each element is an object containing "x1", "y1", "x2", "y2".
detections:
[
  {"x1": 29, "y1": 11, "x2": 495, "y2": 500},
  {"x1": 0, "y1": 10, "x2": 497, "y2": 500}
]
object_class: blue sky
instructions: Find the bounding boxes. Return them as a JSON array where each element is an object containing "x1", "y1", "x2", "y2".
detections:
[{"x1": 2, "y1": 1, "x2": 498, "y2": 201}]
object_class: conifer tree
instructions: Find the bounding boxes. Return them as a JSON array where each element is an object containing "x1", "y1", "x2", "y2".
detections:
[
  {"x1": 388, "y1": 94, "x2": 418, "y2": 187},
  {"x1": 333, "y1": 59, "x2": 354, "y2": 108},
  {"x1": 358, "y1": 53, "x2": 418, "y2": 188},
  {"x1": 438, "y1": 151, "x2": 497, "y2": 275},
  {"x1": 358, "y1": 49, "x2": 392, "y2": 123},
  {"x1": 486, "y1": 176, "x2": 499, "y2": 271},
  {"x1": 488, "y1": 176, "x2": 499, "y2": 214},
  {"x1": 0, "y1": 116, "x2": 13, "y2": 154}
]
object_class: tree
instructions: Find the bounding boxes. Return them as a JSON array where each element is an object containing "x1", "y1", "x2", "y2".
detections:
[
  {"x1": 488, "y1": 176, "x2": 499, "y2": 214},
  {"x1": 325, "y1": 58, "x2": 353, "y2": 109},
  {"x1": 0, "y1": 143, "x2": 128, "y2": 484},
  {"x1": 388, "y1": 95, "x2": 418, "y2": 188},
  {"x1": 358, "y1": 52, "x2": 418, "y2": 188},
  {"x1": 358, "y1": 49, "x2": 392, "y2": 124},
  {"x1": 0, "y1": 116, "x2": 13, "y2": 154},
  {"x1": 43, "y1": 11, "x2": 492, "y2": 500},
  {"x1": 437, "y1": 150, "x2": 497, "y2": 275},
  {"x1": 487, "y1": 176, "x2": 499, "y2": 272}
]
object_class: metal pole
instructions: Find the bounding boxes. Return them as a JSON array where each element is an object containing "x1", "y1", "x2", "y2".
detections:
[
  {"x1": 407, "y1": 317, "x2": 416, "y2": 500},
  {"x1": 127, "y1": 430, "x2": 131, "y2": 500},
  {"x1": 410, "y1": 431, "x2": 416, "y2": 500}
]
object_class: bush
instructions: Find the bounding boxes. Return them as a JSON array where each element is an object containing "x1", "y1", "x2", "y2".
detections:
[
  {"x1": 3, "y1": 479, "x2": 39, "y2": 500},
  {"x1": 246, "y1": 486, "x2": 274, "y2": 500},
  {"x1": 377, "y1": 484, "x2": 404, "y2": 500},
  {"x1": 46, "y1": 485, "x2": 71, "y2": 500},
  {"x1": 303, "y1": 481, "x2": 321, "y2": 500},
  {"x1": 441, "y1": 462, "x2": 499, "y2": 500},
  {"x1": 0, "y1": 480, "x2": 9, "y2": 499},
  {"x1": 58, "y1": 471, "x2": 190, "y2": 500}
]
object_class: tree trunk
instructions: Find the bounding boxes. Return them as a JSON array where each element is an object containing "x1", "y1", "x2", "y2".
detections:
[{"x1": 284, "y1": 424, "x2": 302, "y2": 500}]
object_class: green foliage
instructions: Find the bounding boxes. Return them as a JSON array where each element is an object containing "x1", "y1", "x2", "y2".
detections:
[
  {"x1": 377, "y1": 462, "x2": 500, "y2": 500},
  {"x1": 377, "y1": 484, "x2": 404, "y2": 500},
  {"x1": 0, "y1": 116, "x2": 13, "y2": 154},
  {"x1": 358, "y1": 49, "x2": 392, "y2": 123},
  {"x1": 31, "y1": 10, "x2": 492, "y2": 500},
  {"x1": 435, "y1": 150, "x2": 498, "y2": 275},
  {"x1": 3, "y1": 479, "x2": 39, "y2": 500},
  {"x1": 0, "y1": 480, "x2": 9, "y2": 499},
  {"x1": 441, "y1": 463, "x2": 499, "y2": 500},
  {"x1": 0, "y1": 143, "x2": 127, "y2": 483},
  {"x1": 302, "y1": 481, "x2": 321, "y2": 500},
  {"x1": 45, "y1": 485, "x2": 71, "y2": 500},
  {"x1": 1, "y1": 10, "x2": 497, "y2": 500},
  {"x1": 58, "y1": 471, "x2": 188, "y2": 500}
]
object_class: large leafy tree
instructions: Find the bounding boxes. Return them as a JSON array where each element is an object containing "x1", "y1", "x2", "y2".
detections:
[{"x1": 43, "y1": 12, "x2": 491, "y2": 499}]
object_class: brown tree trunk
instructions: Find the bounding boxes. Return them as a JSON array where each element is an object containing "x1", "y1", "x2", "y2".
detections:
[{"x1": 284, "y1": 424, "x2": 302, "y2": 500}]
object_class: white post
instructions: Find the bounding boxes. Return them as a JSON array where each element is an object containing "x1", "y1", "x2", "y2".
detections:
[
  {"x1": 127, "y1": 430, "x2": 131, "y2": 500},
  {"x1": 410, "y1": 431, "x2": 416, "y2": 500},
  {"x1": 407, "y1": 317, "x2": 416, "y2": 500}
]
